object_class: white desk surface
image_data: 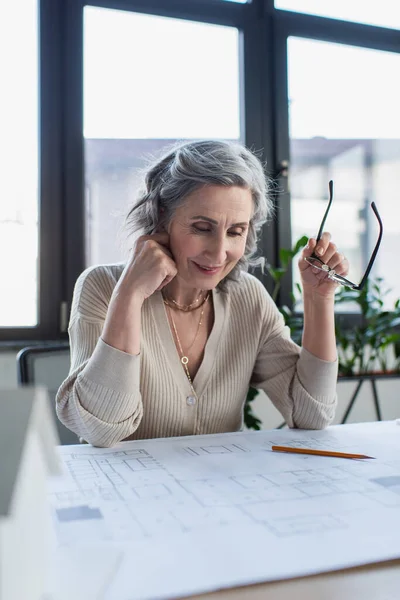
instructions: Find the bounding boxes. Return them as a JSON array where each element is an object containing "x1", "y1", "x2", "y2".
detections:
[
  {"x1": 195, "y1": 420, "x2": 400, "y2": 600},
  {"x1": 50, "y1": 420, "x2": 400, "y2": 600}
]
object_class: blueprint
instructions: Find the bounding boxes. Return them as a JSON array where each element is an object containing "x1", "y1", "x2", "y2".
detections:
[{"x1": 45, "y1": 421, "x2": 400, "y2": 600}]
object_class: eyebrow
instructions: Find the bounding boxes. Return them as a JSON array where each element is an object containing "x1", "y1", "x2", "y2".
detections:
[{"x1": 190, "y1": 215, "x2": 249, "y2": 228}]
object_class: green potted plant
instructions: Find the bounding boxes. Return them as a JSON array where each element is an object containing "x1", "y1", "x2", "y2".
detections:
[{"x1": 335, "y1": 278, "x2": 400, "y2": 376}]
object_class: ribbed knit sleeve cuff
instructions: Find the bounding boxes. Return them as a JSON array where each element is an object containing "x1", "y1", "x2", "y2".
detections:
[
  {"x1": 79, "y1": 337, "x2": 140, "y2": 397},
  {"x1": 297, "y1": 347, "x2": 338, "y2": 400}
]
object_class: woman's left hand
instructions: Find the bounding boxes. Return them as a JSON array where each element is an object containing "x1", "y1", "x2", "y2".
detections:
[{"x1": 299, "y1": 232, "x2": 349, "y2": 299}]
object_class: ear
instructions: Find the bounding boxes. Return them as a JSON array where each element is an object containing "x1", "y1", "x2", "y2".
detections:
[{"x1": 157, "y1": 208, "x2": 171, "y2": 234}]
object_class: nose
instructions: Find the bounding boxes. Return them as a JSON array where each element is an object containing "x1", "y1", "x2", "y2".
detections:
[{"x1": 206, "y1": 233, "x2": 227, "y2": 265}]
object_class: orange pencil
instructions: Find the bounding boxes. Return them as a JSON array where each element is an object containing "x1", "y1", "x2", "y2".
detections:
[{"x1": 271, "y1": 445, "x2": 375, "y2": 460}]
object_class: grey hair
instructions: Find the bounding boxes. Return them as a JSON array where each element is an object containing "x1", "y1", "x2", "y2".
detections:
[{"x1": 126, "y1": 139, "x2": 273, "y2": 287}]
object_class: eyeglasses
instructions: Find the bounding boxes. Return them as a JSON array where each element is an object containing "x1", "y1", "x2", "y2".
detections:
[{"x1": 305, "y1": 180, "x2": 383, "y2": 290}]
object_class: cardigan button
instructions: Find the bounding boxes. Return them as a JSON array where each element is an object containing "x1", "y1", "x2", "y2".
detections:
[{"x1": 186, "y1": 395, "x2": 196, "y2": 406}]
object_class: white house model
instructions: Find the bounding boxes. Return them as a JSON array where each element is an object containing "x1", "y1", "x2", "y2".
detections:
[{"x1": 0, "y1": 387, "x2": 60, "y2": 600}]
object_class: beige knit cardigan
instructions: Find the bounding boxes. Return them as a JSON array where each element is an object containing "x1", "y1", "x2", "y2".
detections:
[{"x1": 56, "y1": 265, "x2": 338, "y2": 447}]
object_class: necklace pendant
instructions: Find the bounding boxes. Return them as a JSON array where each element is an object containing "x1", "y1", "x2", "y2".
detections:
[{"x1": 181, "y1": 356, "x2": 189, "y2": 365}]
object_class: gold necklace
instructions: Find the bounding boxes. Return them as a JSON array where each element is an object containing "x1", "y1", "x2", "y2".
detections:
[
  {"x1": 162, "y1": 291, "x2": 206, "y2": 312},
  {"x1": 167, "y1": 294, "x2": 209, "y2": 398}
]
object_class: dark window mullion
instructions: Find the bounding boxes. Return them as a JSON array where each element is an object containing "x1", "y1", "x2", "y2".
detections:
[
  {"x1": 275, "y1": 9, "x2": 400, "y2": 55},
  {"x1": 271, "y1": 15, "x2": 292, "y2": 307},
  {"x1": 39, "y1": 0, "x2": 64, "y2": 339},
  {"x1": 63, "y1": 0, "x2": 85, "y2": 311},
  {"x1": 84, "y1": 0, "x2": 253, "y2": 28},
  {"x1": 242, "y1": 9, "x2": 280, "y2": 295}
]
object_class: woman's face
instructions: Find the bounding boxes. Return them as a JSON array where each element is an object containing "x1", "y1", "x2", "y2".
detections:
[{"x1": 168, "y1": 185, "x2": 253, "y2": 290}]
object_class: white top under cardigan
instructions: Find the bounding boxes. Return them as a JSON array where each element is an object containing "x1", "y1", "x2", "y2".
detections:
[{"x1": 56, "y1": 265, "x2": 338, "y2": 447}]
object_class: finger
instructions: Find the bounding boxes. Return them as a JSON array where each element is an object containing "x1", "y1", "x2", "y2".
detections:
[
  {"x1": 321, "y1": 242, "x2": 338, "y2": 265},
  {"x1": 326, "y1": 251, "x2": 344, "y2": 270},
  {"x1": 144, "y1": 232, "x2": 170, "y2": 247},
  {"x1": 301, "y1": 238, "x2": 317, "y2": 257},
  {"x1": 136, "y1": 232, "x2": 171, "y2": 253},
  {"x1": 333, "y1": 256, "x2": 350, "y2": 277},
  {"x1": 155, "y1": 272, "x2": 176, "y2": 291},
  {"x1": 314, "y1": 231, "x2": 332, "y2": 259},
  {"x1": 299, "y1": 238, "x2": 317, "y2": 271},
  {"x1": 140, "y1": 237, "x2": 174, "y2": 260},
  {"x1": 156, "y1": 245, "x2": 174, "y2": 260}
]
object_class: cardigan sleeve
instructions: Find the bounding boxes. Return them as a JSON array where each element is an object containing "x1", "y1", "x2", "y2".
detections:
[
  {"x1": 250, "y1": 293, "x2": 338, "y2": 429},
  {"x1": 55, "y1": 267, "x2": 143, "y2": 447}
]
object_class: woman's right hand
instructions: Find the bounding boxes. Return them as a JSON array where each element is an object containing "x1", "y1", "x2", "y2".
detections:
[
  {"x1": 103, "y1": 233, "x2": 177, "y2": 355},
  {"x1": 116, "y1": 233, "x2": 178, "y2": 304}
]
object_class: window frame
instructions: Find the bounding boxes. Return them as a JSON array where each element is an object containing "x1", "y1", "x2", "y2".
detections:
[
  {"x1": 62, "y1": 0, "x2": 278, "y2": 318},
  {"x1": 0, "y1": 0, "x2": 64, "y2": 342},
  {"x1": 3, "y1": 0, "x2": 400, "y2": 342},
  {"x1": 272, "y1": 8, "x2": 400, "y2": 308}
]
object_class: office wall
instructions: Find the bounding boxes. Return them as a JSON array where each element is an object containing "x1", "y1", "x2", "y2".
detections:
[{"x1": 2, "y1": 350, "x2": 398, "y2": 428}]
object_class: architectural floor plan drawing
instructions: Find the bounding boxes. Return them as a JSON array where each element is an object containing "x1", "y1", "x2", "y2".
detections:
[{"x1": 45, "y1": 421, "x2": 400, "y2": 600}]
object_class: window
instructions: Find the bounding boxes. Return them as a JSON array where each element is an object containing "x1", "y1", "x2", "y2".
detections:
[
  {"x1": 83, "y1": 7, "x2": 241, "y2": 266},
  {"x1": 0, "y1": 0, "x2": 39, "y2": 327},
  {"x1": 287, "y1": 37, "x2": 400, "y2": 308},
  {"x1": 3, "y1": 0, "x2": 400, "y2": 341},
  {"x1": 275, "y1": 0, "x2": 400, "y2": 30}
]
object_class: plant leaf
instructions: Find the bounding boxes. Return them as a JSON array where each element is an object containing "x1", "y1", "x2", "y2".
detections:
[{"x1": 292, "y1": 235, "x2": 308, "y2": 255}]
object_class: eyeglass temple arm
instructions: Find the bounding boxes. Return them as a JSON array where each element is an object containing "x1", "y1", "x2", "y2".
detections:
[
  {"x1": 356, "y1": 202, "x2": 383, "y2": 291},
  {"x1": 310, "y1": 181, "x2": 334, "y2": 261},
  {"x1": 316, "y1": 180, "x2": 334, "y2": 242}
]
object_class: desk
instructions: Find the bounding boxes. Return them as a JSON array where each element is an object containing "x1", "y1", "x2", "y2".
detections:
[
  {"x1": 194, "y1": 559, "x2": 400, "y2": 599},
  {"x1": 48, "y1": 421, "x2": 400, "y2": 600}
]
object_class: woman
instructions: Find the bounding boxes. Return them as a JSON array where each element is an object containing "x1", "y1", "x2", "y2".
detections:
[{"x1": 56, "y1": 140, "x2": 348, "y2": 447}]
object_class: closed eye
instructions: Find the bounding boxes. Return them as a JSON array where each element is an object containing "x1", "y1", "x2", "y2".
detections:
[
  {"x1": 192, "y1": 224, "x2": 246, "y2": 237},
  {"x1": 192, "y1": 225, "x2": 211, "y2": 234}
]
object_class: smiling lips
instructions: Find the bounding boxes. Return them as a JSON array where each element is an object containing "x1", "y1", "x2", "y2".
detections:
[{"x1": 193, "y1": 262, "x2": 223, "y2": 275}]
